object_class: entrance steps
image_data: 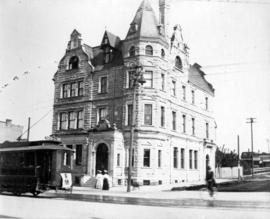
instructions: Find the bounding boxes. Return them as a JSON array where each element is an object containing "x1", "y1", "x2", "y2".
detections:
[{"x1": 80, "y1": 175, "x2": 96, "y2": 188}]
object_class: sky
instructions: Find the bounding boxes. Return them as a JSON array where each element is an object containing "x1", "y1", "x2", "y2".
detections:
[{"x1": 0, "y1": 0, "x2": 270, "y2": 153}]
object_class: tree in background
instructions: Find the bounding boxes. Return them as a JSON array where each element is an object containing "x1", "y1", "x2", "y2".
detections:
[{"x1": 216, "y1": 145, "x2": 238, "y2": 167}]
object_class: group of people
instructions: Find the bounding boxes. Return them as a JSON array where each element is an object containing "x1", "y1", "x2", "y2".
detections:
[{"x1": 95, "y1": 170, "x2": 112, "y2": 190}]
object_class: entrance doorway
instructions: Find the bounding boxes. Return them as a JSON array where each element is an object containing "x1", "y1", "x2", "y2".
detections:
[{"x1": 96, "y1": 143, "x2": 109, "y2": 174}]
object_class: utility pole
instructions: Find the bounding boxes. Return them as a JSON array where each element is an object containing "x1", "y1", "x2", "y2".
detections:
[
  {"x1": 237, "y1": 135, "x2": 241, "y2": 181},
  {"x1": 27, "y1": 117, "x2": 31, "y2": 141},
  {"x1": 127, "y1": 65, "x2": 145, "y2": 192},
  {"x1": 246, "y1": 117, "x2": 256, "y2": 177}
]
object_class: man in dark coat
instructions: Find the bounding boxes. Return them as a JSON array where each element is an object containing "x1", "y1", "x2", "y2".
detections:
[{"x1": 206, "y1": 166, "x2": 216, "y2": 196}]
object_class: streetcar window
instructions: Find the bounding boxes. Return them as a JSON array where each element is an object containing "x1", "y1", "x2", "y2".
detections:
[{"x1": 25, "y1": 152, "x2": 35, "y2": 166}]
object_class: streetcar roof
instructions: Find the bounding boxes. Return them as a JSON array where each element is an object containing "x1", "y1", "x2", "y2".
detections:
[{"x1": 0, "y1": 145, "x2": 74, "y2": 152}]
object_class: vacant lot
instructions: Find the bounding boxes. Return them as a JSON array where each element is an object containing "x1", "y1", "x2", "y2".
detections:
[{"x1": 183, "y1": 172, "x2": 270, "y2": 192}]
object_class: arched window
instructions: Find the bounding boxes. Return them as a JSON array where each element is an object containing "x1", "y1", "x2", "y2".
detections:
[
  {"x1": 145, "y1": 45, "x2": 153, "y2": 56},
  {"x1": 129, "y1": 46, "x2": 135, "y2": 57},
  {"x1": 175, "y1": 56, "x2": 182, "y2": 70},
  {"x1": 68, "y1": 56, "x2": 79, "y2": 70},
  {"x1": 161, "y1": 49, "x2": 165, "y2": 58}
]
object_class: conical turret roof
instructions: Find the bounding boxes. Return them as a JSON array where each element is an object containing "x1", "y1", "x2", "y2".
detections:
[{"x1": 126, "y1": 0, "x2": 163, "y2": 40}]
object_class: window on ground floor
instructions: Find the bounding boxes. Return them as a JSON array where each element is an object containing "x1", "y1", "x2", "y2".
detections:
[{"x1": 143, "y1": 149, "x2": 150, "y2": 167}]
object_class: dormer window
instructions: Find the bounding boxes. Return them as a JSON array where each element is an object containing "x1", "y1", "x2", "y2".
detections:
[
  {"x1": 130, "y1": 23, "x2": 138, "y2": 33},
  {"x1": 104, "y1": 38, "x2": 108, "y2": 45},
  {"x1": 68, "y1": 56, "x2": 79, "y2": 70},
  {"x1": 129, "y1": 46, "x2": 135, "y2": 57},
  {"x1": 145, "y1": 45, "x2": 153, "y2": 56},
  {"x1": 175, "y1": 56, "x2": 182, "y2": 70},
  {"x1": 104, "y1": 47, "x2": 113, "y2": 64}
]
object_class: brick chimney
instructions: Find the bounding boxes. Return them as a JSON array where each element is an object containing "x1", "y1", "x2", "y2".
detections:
[{"x1": 159, "y1": 0, "x2": 171, "y2": 39}]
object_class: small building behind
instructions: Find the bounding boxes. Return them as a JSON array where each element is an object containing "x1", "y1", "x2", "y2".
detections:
[{"x1": 0, "y1": 119, "x2": 23, "y2": 143}]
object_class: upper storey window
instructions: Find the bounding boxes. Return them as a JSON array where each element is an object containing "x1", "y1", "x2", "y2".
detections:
[
  {"x1": 68, "y1": 56, "x2": 79, "y2": 70},
  {"x1": 145, "y1": 45, "x2": 153, "y2": 56},
  {"x1": 129, "y1": 46, "x2": 135, "y2": 57},
  {"x1": 62, "y1": 81, "x2": 83, "y2": 98},
  {"x1": 104, "y1": 47, "x2": 113, "y2": 64},
  {"x1": 161, "y1": 49, "x2": 165, "y2": 58},
  {"x1": 175, "y1": 56, "x2": 183, "y2": 70}
]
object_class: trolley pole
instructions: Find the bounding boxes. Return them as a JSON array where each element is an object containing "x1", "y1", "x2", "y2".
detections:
[
  {"x1": 27, "y1": 117, "x2": 31, "y2": 141},
  {"x1": 246, "y1": 118, "x2": 256, "y2": 177}
]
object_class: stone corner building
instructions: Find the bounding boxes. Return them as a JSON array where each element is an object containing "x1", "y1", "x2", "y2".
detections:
[{"x1": 52, "y1": 0, "x2": 217, "y2": 186}]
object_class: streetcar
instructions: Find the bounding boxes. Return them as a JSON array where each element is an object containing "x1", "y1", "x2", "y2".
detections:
[{"x1": 0, "y1": 140, "x2": 73, "y2": 196}]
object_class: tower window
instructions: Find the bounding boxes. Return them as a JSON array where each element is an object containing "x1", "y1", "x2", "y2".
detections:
[
  {"x1": 129, "y1": 46, "x2": 135, "y2": 57},
  {"x1": 68, "y1": 56, "x2": 79, "y2": 70},
  {"x1": 145, "y1": 45, "x2": 153, "y2": 56},
  {"x1": 143, "y1": 149, "x2": 150, "y2": 167},
  {"x1": 175, "y1": 56, "x2": 182, "y2": 70},
  {"x1": 161, "y1": 49, "x2": 165, "y2": 58}
]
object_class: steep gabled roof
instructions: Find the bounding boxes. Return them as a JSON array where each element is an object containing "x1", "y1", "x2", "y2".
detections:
[
  {"x1": 126, "y1": 0, "x2": 162, "y2": 40},
  {"x1": 106, "y1": 31, "x2": 121, "y2": 48},
  {"x1": 82, "y1": 43, "x2": 93, "y2": 60},
  {"x1": 188, "y1": 63, "x2": 215, "y2": 96}
]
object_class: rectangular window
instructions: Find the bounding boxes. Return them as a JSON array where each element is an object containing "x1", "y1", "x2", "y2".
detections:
[
  {"x1": 161, "y1": 106, "x2": 165, "y2": 127},
  {"x1": 100, "y1": 76, "x2": 107, "y2": 93},
  {"x1": 144, "y1": 104, "x2": 152, "y2": 125},
  {"x1": 172, "y1": 111, "x2": 176, "y2": 130},
  {"x1": 189, "y1": 150, "x2": 193, "y2": 169},
  {"x1": 78, "y1": 81, "x2": 83, "y2": 96},
  {"x1": 128, "y1": 71, "x2": 134, "y2": 88},
  {"x1": 71, "y1": 82, "x2": 77, "y2": 97},
  {"x1": 181, "y1": 148, "x2": 185, "y2": 169},
  {"x1": 127, "y1": 104, "x2": 133, "y2": 126},
  {"x1": 173, "y1": 147, "x2": 178, "y2": 168},
  {"x1": 75, "y1": 144, "x2": 82, "y2": 165},
  {"x1": 77, "y1": 111, "x2": 83, "y2": 129},
  {"x1": 144, "y1": 71, "x2": 153, "y2": 88},
  {"x1": 117, "y1": 153, "x2": 120, "y2": 167},
  {"x1": 182, "y1": 85, "x2": 186, "y2": 100},
  {"x1": 172, "y1": 80, "x2": 176, "y2": 96},
  {"x1": 68, "y1": 112, "x2": 76, "y2": 129},
  {"x1": 206, "y1": 122, "x2": 209, "y2": 139},
  {"x1": 63, "y1": 84, "x2": 70, "y2": 98},
  {"x1": 192, "y1": 118, "x2": 195, "y2": 135},
  {"x1": 143, "y1": 149, "x2": 150, "y2": 167},
  {"x1": 132, "y1": 148, "x2": 135, "y2": 167},
  {"x1": 194, "y1": 151, "x2": 198, "y2": 169},
  {"x1": 98, "y1": 107, "x2": 108, "y2": 122},
  {"x1": 161, "y1": 74, "x2": 165, "y2": 91},
  {"x1": 191, "y1": 90, "x2": 195, "y2": 104},
  {"x1": 182, "y1": 114, "x2": 186, "y2": 133},
  {"x1": 158, "y1": 150, "x2": 161, "y2": 168},
  {"x1": 60, "y1": 112, "x2": 68, "y2": 130}
]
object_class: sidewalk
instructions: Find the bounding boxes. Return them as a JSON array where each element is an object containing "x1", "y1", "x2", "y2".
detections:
[{"x1": 66, "y1": 178, "x2": 270, "y2": 202}]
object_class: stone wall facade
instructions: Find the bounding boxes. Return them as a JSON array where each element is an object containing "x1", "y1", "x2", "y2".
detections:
[{"x1": 52, "y1": 0, "x2": 217, "y2": 186}]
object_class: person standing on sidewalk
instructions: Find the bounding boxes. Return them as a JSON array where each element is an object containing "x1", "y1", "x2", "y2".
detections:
[
  {"x1": 102, "y1": 170, "x2": 111, "y2": 190},
  {"x1": 206, "y1": 165, "x2": 216, "y2": 197},
  {"x1": 95, "y1": 170, "x2": 103, "y2": 189}
]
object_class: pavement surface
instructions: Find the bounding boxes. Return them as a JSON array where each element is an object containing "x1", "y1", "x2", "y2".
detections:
[{"x1": 1, "y1": 178, "x2": 270, "y2": 219}]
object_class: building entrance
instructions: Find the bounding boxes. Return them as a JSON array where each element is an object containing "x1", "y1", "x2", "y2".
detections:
[{"x1": 96, "y1": 143, "x2": 109, "y2": 174}]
